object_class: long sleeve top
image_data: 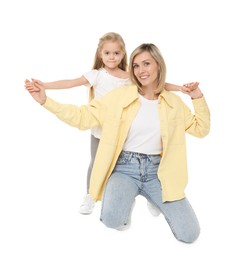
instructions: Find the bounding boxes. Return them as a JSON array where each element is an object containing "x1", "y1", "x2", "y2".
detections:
[{"x1": 43, "y1": 84, "x2": 210, "y2": 202}]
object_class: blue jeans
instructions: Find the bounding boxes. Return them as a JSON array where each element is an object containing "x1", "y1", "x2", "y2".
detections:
[{"x1": 100, "y1": 151, "x2": 200, "y2": 243}]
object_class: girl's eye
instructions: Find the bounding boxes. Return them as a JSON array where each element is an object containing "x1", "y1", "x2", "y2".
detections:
[
  {"x1": 144, "y1": 62, "x2": 150, "y2": 67},
  {"x1": 133, "y1": 64, "x2": 138, "y2": 69}
]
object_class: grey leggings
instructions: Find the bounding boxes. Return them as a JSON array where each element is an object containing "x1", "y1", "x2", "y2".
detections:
[{"x1": 86, "y1": 134, "x2": 100, "y2": 192}]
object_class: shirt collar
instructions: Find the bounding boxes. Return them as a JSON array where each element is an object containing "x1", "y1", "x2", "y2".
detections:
[
  {"x1": 159, "y1": 89, "x2": 174, "y2": 108},
  {"x1": 121, "y1": 84, "x2": 139, "y2": 107},
  {"x1": 122, "y1": 85, "x2": 175, "y2": 108}
]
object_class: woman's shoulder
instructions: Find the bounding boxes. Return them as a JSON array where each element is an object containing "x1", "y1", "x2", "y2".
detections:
[{"x1": 160, "y1": 89, "x2": 185, "y2": 106}]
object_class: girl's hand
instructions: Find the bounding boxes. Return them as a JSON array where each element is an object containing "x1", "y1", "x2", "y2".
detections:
[
  {"x1": 24, "y1": 78, "x2": 44, "y2": 92},
  {"x1": 180, "y1": 82, "x2": 203, "y2": 99},
  {"x1": 181, "y1": 82, "x2": 199, "y2": 93},
  {"x1": 25, "y1": 79, "x2": 47, "y2": 105}
]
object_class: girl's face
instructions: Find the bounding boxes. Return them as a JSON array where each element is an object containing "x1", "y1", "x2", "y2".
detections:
[
  {"x1": 100, "y1": 41, "x2": 124, "y2": 69},
  {"x1": 132, "y1": 51, "x2": 159, "y2": 88}
]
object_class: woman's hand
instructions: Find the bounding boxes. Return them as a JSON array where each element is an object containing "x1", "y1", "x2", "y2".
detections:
[
  {"x1": 24, "y1": 78, "x2": 44, "y2": 92},
  {"x1": 25, "y1": 79, "x2": 47, "y2": 105},
  {"x1": 180, "y1": 82, "x2": 203, "y2": 99}
]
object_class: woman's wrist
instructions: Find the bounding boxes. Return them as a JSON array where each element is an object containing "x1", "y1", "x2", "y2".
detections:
[
  {"x1": 191, "y1": 94, "x2": 203, "y2": 99},
  {"x1": 40, "y1": 97, "x2": 47, "y2": 105}
]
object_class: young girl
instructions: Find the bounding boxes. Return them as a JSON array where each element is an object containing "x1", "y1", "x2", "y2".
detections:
[{"x1": 25, "y1": 32, "x2": 189, "y2": 215}]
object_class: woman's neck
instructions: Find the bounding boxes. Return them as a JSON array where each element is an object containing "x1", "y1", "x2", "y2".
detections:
[
  {"x1": 141, "y1": 85, "x2": 159, "y2": 100},
  {"x1": 141, "y1": 93, "x2": 159, "y2": 100}
]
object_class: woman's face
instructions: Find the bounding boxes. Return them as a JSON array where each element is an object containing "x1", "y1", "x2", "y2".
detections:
[{"x1": 132, "y1": 51, "x2": 159, "y2": 88}]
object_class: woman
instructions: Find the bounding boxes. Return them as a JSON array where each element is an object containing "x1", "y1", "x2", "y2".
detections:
[{"x1": 25, "y1": 43, "x2": 210, "y2": 243}]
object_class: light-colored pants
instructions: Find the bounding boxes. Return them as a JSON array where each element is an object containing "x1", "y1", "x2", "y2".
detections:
[
  {"x1": 100, "y1": 151, "x2": 200, "y2": 243},
  {"x1": 86, "y1": 134, "x2": 100, "y2": 192}
]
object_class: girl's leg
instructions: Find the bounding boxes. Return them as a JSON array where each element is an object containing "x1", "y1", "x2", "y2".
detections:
[
  {"x1": 87, "y1": 134, "x2": 100, "y2": 192},
  {"x1": 79, "y1": 135, "x2": 99, "y2": 215}
]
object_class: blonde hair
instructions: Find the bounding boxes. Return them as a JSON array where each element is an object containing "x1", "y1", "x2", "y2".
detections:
[
  {"x1": 89, "y1": 32, "x2": 128, "y2": 101},
  {"x1": 92, "y1": 32, "x2": 128, "y2": 71},
  {"x1": 129, "y1": 43, "x2": 166, "y2": 95}
]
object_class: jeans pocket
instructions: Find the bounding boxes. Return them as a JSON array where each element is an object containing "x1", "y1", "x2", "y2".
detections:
[
  {"x1": 116, "y1": 154, "x2": 129, "y2": 165},
  {"x1": 150, "y1": 156, "x2": 161, "y2": 166}
]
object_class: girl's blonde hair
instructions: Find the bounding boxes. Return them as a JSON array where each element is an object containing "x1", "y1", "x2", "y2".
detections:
[
  {"x1": 89, "y1": 32, "x2": 128, "y2": 100},
  {"x1": 129, "y1": 43, "x2": 166, "y2": 95},
  {"x1": 92, "y1": 32, "x2": 128, "y2": 71}
]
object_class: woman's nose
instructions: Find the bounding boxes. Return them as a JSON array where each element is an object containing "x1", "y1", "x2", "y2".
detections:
[{"x1": 138, "y1": 65, "x2": 145, "y2": 73}]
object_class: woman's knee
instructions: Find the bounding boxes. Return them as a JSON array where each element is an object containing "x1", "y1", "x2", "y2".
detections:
[
  {"x1": 100, "y1": 197, "x2": 135, "y2": 230},
  {"x1": 174, "y1": 224, "x2": 200, "y2": 243},
  {"x1": 100, "y1": 210, "x2": 128, "y2": 230}
]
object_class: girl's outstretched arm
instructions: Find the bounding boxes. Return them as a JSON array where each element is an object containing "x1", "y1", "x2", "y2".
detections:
[
  {"x1": 165, "y1": 82, "x2": 181, "y2": 91},
  {"x1": 24, "y1": 76, "x2": 89, "y2": 92},
  {"x1": 165, "y1": 82, "x2": 199, "y2": 92}
]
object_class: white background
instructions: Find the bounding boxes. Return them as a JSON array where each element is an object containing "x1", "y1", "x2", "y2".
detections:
[{"x1": 0, "y1": 0, "x2": 234, "y2": 259}]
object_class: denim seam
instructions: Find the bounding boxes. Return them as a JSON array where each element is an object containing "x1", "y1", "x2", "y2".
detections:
[{"x1": 140, "y1": 190, "x2": 179, "y2": 240}]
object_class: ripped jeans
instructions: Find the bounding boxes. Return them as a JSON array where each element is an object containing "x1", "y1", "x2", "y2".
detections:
[{"x1": 100, "y1": 151, "x2": 200, "y2": 243}]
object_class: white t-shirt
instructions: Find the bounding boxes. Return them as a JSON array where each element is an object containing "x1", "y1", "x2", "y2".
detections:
[
  {"x1": 122, "y1": 95, "x2": 162, "y2": 155},
  {"x1": 83, "y1": 68, "x2": 131, "y2": 138}
]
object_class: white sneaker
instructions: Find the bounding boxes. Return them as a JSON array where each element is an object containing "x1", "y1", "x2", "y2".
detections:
[
  {"x1": 147, "y1": 201, "x2": 161, "y2": 216},
  {"x1": 79, "y1": 194, "x2": 95, "y2": 215}
]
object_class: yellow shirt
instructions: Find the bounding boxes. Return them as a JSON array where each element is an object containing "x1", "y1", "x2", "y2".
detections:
[{"x1": 43, "y1": 84, "x2": 210, "y2": 202}]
